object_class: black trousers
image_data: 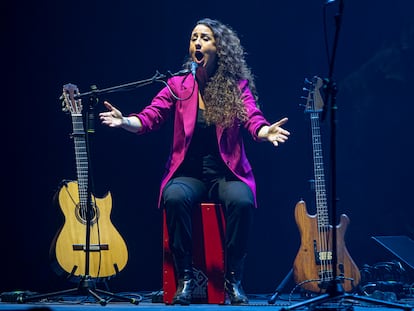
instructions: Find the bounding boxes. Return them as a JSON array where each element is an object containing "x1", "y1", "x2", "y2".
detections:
[{"x1": 162, "y1": 175, "x2": 254, "y2": 278}]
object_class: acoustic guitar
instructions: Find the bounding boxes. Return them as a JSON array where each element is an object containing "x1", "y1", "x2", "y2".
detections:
[
  {"x1": 50, "y1": 83, "x2": 128, "y2": 279},
  {"x1": 293, "y1": 76, "x2": 360, "y2": 293}
]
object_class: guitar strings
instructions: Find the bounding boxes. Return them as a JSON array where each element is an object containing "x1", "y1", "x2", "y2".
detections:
[{"x1": 310, "y1": 108, "x2": 333, "y2": 285}]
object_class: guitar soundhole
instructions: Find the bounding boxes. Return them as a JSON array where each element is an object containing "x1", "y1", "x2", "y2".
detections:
[{"x1": 75, "y1": 203, "x2": 100, "y2": 225}]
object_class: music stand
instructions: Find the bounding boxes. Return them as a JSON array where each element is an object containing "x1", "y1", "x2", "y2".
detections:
[{"x1": 281, "y1": 1, "x2": 412, "y2": 310}]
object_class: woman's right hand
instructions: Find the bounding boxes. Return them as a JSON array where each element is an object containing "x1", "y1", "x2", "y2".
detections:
[{"x1": 99, "y1": 101, "x2": 124, "y2": 128}]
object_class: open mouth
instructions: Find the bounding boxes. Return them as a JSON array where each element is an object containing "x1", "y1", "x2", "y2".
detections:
[{"x1": 195, "y1": 51, "x2": 204, "y2": 63}]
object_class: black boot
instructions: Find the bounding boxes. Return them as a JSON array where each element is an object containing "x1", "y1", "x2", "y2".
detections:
[
  {"x1": 172, "y1": 254, "x2": 194, "y2": 305},
  {"x1": 172, "y1": 269, "x2": 195, "y2": 305},
  {"x1": 225, "y1": 254, "x2": 248, "y2": 304},
  {"x1": 225, "y1": 273, "x2": 248, "y2": 304}
]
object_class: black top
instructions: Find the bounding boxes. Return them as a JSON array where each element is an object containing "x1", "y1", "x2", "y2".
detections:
[{"x1": 175, "y1": 108, "x2": 228, "y2": 181}]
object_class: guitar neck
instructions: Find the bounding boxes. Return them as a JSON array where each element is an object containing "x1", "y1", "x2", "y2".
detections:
[
  {"x1": 310, "y1": 112, "x2": 329, "y2": 228},
  {"x1": 71, "y1": 113, "x2": 89, "y2": 206}
]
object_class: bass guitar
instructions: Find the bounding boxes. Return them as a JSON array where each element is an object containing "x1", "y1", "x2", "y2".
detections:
[
  {"x1": 293, "y1": 76, "x2": 360, "y2": 293},
  {"x1": 50, "y1": 83, "x2": 128, "y2": 279}
]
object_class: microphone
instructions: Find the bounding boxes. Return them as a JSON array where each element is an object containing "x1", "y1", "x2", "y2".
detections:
[
  {"x1": 87, "y1": 109, "x2": 95, "y2": 133},
  {"x1": 191, "y1": 62, "x2": 198, "y2": 78}
]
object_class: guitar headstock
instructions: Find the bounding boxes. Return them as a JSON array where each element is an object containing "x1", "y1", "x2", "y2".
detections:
[
  {"x1": 303, "y1": 76, "x2": 324, "y2": 113},
  {"x1": 62, "y1": 83, "x2": 82, "y2": 115}
]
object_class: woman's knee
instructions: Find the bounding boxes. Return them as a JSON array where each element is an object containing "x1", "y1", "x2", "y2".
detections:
[{"x1": 162, "y1": 178, "x2": 204, "y2": 209}]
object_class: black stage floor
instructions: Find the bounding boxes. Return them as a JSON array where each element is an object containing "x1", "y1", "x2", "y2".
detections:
[{"x1": 1, "y1": 291, "x2": 413, "y2": 311}]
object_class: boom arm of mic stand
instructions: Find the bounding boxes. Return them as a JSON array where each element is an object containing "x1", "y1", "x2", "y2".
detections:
[{"x1": 70, "y1": 71, "x2": 167, "y2": 100}]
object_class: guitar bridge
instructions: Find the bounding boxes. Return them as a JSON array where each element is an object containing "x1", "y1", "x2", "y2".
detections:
[{"x1": 72, "y1": 244, "x2": 109, "y2": 251}]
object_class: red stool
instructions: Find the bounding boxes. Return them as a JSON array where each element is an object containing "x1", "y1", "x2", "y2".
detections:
[{"x1": 163, "y1": 203, "x2": 226, "y2": 304}]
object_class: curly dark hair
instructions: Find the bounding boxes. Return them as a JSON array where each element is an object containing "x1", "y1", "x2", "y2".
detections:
[{"x1": 184, "y1": 18, "x2": 259, "y2": 128}]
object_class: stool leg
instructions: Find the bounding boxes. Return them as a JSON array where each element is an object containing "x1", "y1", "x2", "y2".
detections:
[
  {"x1": 201, "y1": 203, "x2": 226, "y2": 304},
  {"x1": 163, "y1": 211, "x2": 176, "y2": 304}
]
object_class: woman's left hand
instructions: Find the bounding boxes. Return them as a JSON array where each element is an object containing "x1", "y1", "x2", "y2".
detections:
[{"x1": 265, "y1": 117, "x2": 290, "y2": 146}]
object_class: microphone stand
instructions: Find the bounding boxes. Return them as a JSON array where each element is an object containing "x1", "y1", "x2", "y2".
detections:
[
  {"x1": 20, "y1": 70, "x2": 170, "y2": 306},
  {"x1": 281, "y1": 1, "x2": 412, "y2": 310}
]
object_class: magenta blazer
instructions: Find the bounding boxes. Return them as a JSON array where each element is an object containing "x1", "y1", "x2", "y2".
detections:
[{"x1": 131, "y1": 74, "x2": 270, "y2": 208}]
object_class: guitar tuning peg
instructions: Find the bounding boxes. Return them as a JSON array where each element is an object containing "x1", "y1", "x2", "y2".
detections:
[
  {"x1": 304, "y1": 78, "x2": 312, "y2": 84},
  {"x1": 300, "y1": 96, "x2": 308, "y2": 100},
  {"x1": 303, "y1": 87, "x2": 309, "y2": 92}
]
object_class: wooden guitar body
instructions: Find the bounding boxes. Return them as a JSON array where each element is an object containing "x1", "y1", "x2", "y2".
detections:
[
  {"x1": 293, "y1": 200, "x2": 361, "y2": 293},
  {"x1": 50, "y1": 180, "x2": 128, "y2": 279}
]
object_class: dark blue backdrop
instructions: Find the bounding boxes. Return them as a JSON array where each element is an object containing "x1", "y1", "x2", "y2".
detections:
[{"x1": 3, "y1": 0, "x2": 413, "y2": 295}]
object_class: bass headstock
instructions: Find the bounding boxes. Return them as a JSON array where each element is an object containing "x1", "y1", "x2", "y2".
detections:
[{"x1": 303, "y1": 76, "x2": 325, "y2": 113}]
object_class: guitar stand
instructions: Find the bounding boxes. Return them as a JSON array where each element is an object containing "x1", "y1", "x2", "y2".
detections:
[
  {"x1": 19, "y1": 86, "x2": 140, "y2": 307},
  {"x1": 268, "y1": 268, "x2": 293, "y2": 304},
  {"x1": 280, "y1": 281, "x2": 412, "y2": 311},
  {"x1": 18, "y1": 275, "x2": 139, "y2": 306}
]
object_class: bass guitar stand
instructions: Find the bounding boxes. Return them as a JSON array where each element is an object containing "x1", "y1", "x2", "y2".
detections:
[
  {"x1": 281, "y1": 1, "x2": 412, "y2": 310},
  {"x1": 268, "y1": 269, "x2": 293, "y2": 304}
]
